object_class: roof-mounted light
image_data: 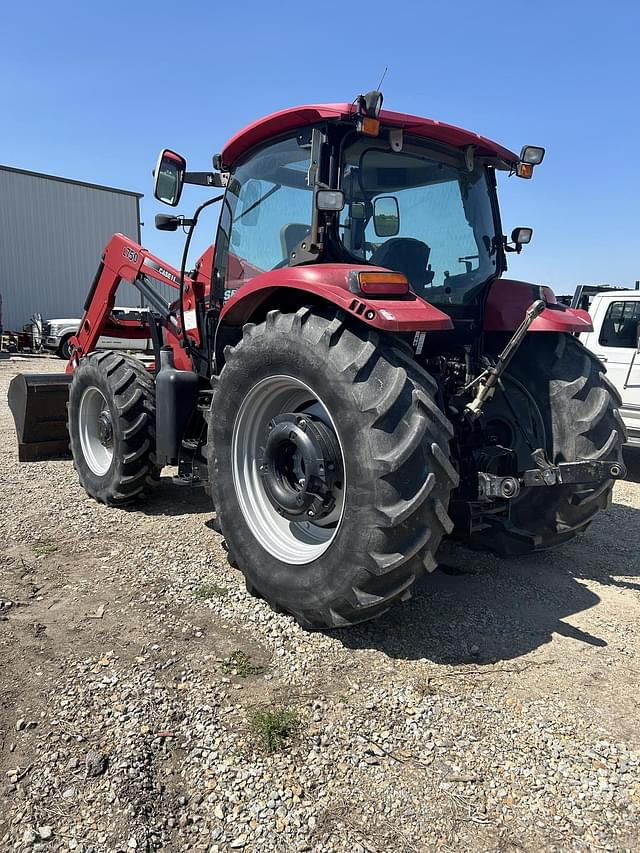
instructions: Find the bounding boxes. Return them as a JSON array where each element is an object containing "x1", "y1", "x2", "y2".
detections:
[
  {"x1": 516, "y1": 145, "x2": 545, "y2": 179},
  {"x1": 357, "y1": 90, "x2": 383, "y2": 118},
  {"x1": 520, "y1": 145, "x2": 545, "y2": 165},
  {"x1": 355, "y1": 90, "x2": 383, "y2": 137}
]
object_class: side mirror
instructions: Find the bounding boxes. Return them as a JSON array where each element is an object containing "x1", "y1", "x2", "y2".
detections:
[
  {"x1": 153, "y1": 149, "x2": 186, "y2": 206},
  {"x1": 373, "y1": 196, "x2": 400, "y2": 237}
]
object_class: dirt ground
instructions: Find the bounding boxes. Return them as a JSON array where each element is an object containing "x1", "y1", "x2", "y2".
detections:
[{"x1": 1, "y1": 354, "x2": 639, "y2": 853}]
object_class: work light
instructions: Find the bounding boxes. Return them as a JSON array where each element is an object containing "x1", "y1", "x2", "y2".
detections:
[
  {"x1": 357, "y1": 90, "x2": 384, "y2": 118},
  {"x1": 519, "y1": 145, "x2": 545, "y2": 165},
  {"x1": 316, "y1": 190, "x2": 345, "y2": 211},
  {"x1": 512, "y1": 227, "x2": 533, "y2": 244}
]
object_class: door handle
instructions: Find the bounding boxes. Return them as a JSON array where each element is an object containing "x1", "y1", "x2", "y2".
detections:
[{"x1": 598, "y1": 356, "x2": 608, "y2": 363}]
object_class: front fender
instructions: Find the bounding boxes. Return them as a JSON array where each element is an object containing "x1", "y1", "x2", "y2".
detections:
[{"x1": 218, "y1": 265, "x2": 453, "y2": 333}]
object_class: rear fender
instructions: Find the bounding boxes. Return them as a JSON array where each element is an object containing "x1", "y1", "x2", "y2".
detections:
[
  {"x1": 484, "y1": 278, "x2": 593, "y2": 333},
  {"x1": 218, "y1": 264, "x2": 453, "y2": 333}
]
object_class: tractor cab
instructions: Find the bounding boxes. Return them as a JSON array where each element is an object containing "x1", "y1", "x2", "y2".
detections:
[
  {"x1": 154, "y1": 94, "x2": 546, "y2": 330},
  {"x1": 213, "y1": 124, "x2": 505, "y2": 312}
]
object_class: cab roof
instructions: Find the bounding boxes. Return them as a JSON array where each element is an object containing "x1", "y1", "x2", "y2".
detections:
[{"x1": 220, "y1": 103, "x2": 518, "y2": 168}]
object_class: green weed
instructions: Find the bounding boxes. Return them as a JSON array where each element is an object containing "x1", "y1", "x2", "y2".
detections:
[
  {"x1": 222, "y1": 650, "x2": 262, "y2": 677},
  {"x1": 248, "y1": 705, "x2": 301, "y2": 752}
]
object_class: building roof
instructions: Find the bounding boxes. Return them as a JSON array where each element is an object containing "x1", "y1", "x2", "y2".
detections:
[
  {"x1": 0, "y1": 164, "x2": 143, "y2": 199},
  {"x1": 220, "y1": 103, "x2": 519, "y2": 168}
]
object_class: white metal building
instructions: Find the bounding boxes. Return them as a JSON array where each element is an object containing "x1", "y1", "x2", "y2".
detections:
[{"x1": 0, "y1": 165, "x2": 143, "y2": 331}]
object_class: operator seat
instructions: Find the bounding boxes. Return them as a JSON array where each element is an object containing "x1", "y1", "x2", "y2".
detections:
[{"x1": 370, "y1": 238, "x2": 435, "y2": 294}]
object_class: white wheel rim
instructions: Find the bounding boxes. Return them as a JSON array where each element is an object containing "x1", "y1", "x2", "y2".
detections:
[
  {"x1": 78, "y1": 386, "x2": 114, "y2": 476},
  {"x1": 231, "y1": 375, "x2": 346, "y2": 565}
]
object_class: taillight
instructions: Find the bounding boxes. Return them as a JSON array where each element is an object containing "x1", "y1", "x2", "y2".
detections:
[{"x1": 358, "y1": 272, "x2": 409, "y2": 295}]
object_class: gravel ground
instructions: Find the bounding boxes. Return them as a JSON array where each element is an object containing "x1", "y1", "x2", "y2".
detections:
[{"x1": 1, "y1": 354, "x2": 639, "y2": 853}]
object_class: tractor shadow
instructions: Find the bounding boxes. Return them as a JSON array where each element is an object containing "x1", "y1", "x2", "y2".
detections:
[
  {"x1": 128, "y1": 475, "x2": 213, "y2": 517},
  {"x1": 333, "y1": 497, "x2": 640, "y2": 666},
  {"x1": 130, "y1": 459, "x2": 640, "y2": 666}
]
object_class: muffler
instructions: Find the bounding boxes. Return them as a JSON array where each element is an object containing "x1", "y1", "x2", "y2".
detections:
[{"x1": 8, "y1": 373, "x2": 72, "y2": 461}]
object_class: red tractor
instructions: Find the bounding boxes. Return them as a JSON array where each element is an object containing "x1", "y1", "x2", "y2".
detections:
[{"x1": 9, "y1": 93, "x2": 626, "y2": 628}]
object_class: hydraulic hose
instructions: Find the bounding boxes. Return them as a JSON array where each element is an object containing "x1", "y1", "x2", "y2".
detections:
[{"x1": 178, "y1": 194, "x2": 224, "y2": 350}]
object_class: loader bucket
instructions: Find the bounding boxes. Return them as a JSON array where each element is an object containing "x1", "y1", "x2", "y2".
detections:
[{"x1": 8, "y1": 373, "x2": 72, "y2": 461}]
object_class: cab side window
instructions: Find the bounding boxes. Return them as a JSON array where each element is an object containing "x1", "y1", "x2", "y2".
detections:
[
  {"x1": 598, "y1": 301, "x2": 640, "y2": 348},
  {"x1": 213, "y1": 134, "x2": 313, "y2": 298}
]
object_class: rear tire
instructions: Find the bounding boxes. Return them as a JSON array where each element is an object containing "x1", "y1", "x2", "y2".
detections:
[
  {"x1": 469, "y1": 333, "x2": 626, "y2": 555},
  {"x1": 68, "y1": 351, "x2": 160, "y2": 505},
  {"x1": 207, "y1": 307, "x2": 458, "y2": 629}
]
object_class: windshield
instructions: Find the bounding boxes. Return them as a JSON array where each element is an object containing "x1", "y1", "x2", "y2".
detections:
[{"x1": 339, "y1": 137, "x2": 500, "y2": 304}]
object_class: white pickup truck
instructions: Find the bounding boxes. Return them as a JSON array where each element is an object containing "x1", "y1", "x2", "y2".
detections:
[
  {"x1": 574, "y1": 287, "x2": 640, "y2": 447},
  {"x1": 43, "y1": 307, "x2": 152, "y2": 360}
]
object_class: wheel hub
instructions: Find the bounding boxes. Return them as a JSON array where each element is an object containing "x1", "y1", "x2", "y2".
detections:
[
  {"x1": 97, "y1": 411, "x2": 113, "y2": 448},
  {"x1": 259, "y1": 413, "x2": 342, "y2": 522}
]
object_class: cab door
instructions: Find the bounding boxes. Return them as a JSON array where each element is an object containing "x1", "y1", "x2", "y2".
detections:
[{"x1": 589, "y1": 297, "x2": 640, "y2": 445}]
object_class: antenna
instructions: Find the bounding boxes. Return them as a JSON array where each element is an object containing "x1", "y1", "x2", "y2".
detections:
[{"x1": 376, "y1": 66, "x2": 388, "y2": 92}]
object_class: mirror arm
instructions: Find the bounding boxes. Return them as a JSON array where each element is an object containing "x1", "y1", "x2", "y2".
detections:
[
  {"x1": 155, "y1": 214, "x2": 195, "y2": 232},
  {"x1": 184, "y1": 171, "x2": 229, "y2": 188}
]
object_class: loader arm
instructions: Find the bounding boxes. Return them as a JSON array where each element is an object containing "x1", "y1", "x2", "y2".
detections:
[
  {"x1": 8, "y1": 234, "x2": 205, "y2": 461},
  {"x1": 66, "y1": 233, "x2": 196, "y2": 373}
]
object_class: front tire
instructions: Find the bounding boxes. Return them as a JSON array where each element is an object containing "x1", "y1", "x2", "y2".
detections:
[
  {"x1": 469, "y1": 333, "x2": 626, "y2": 555},
  {"x1": 207, "y1": 308, "x2": 458, "y2": 629},
  {"x1": 68, "y1": 352, "x2": 160, "y2": 504}
]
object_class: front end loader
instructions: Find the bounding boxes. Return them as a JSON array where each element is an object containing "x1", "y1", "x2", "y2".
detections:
[{"x1": 9, "y1": 92, "x2": 627, "y2": 628}]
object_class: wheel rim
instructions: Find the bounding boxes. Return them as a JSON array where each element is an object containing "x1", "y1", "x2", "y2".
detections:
[
  {"x1": 78, "y1": 386, "x2": 114, "y2": 476},
  {"x1": 232, "y1": 375, "x2": 346, "y2": 565}
]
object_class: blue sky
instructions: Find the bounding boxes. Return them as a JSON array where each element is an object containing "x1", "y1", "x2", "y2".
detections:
[{"x1": 1, "y1": 0, "x2": 638, "y2": 295}]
